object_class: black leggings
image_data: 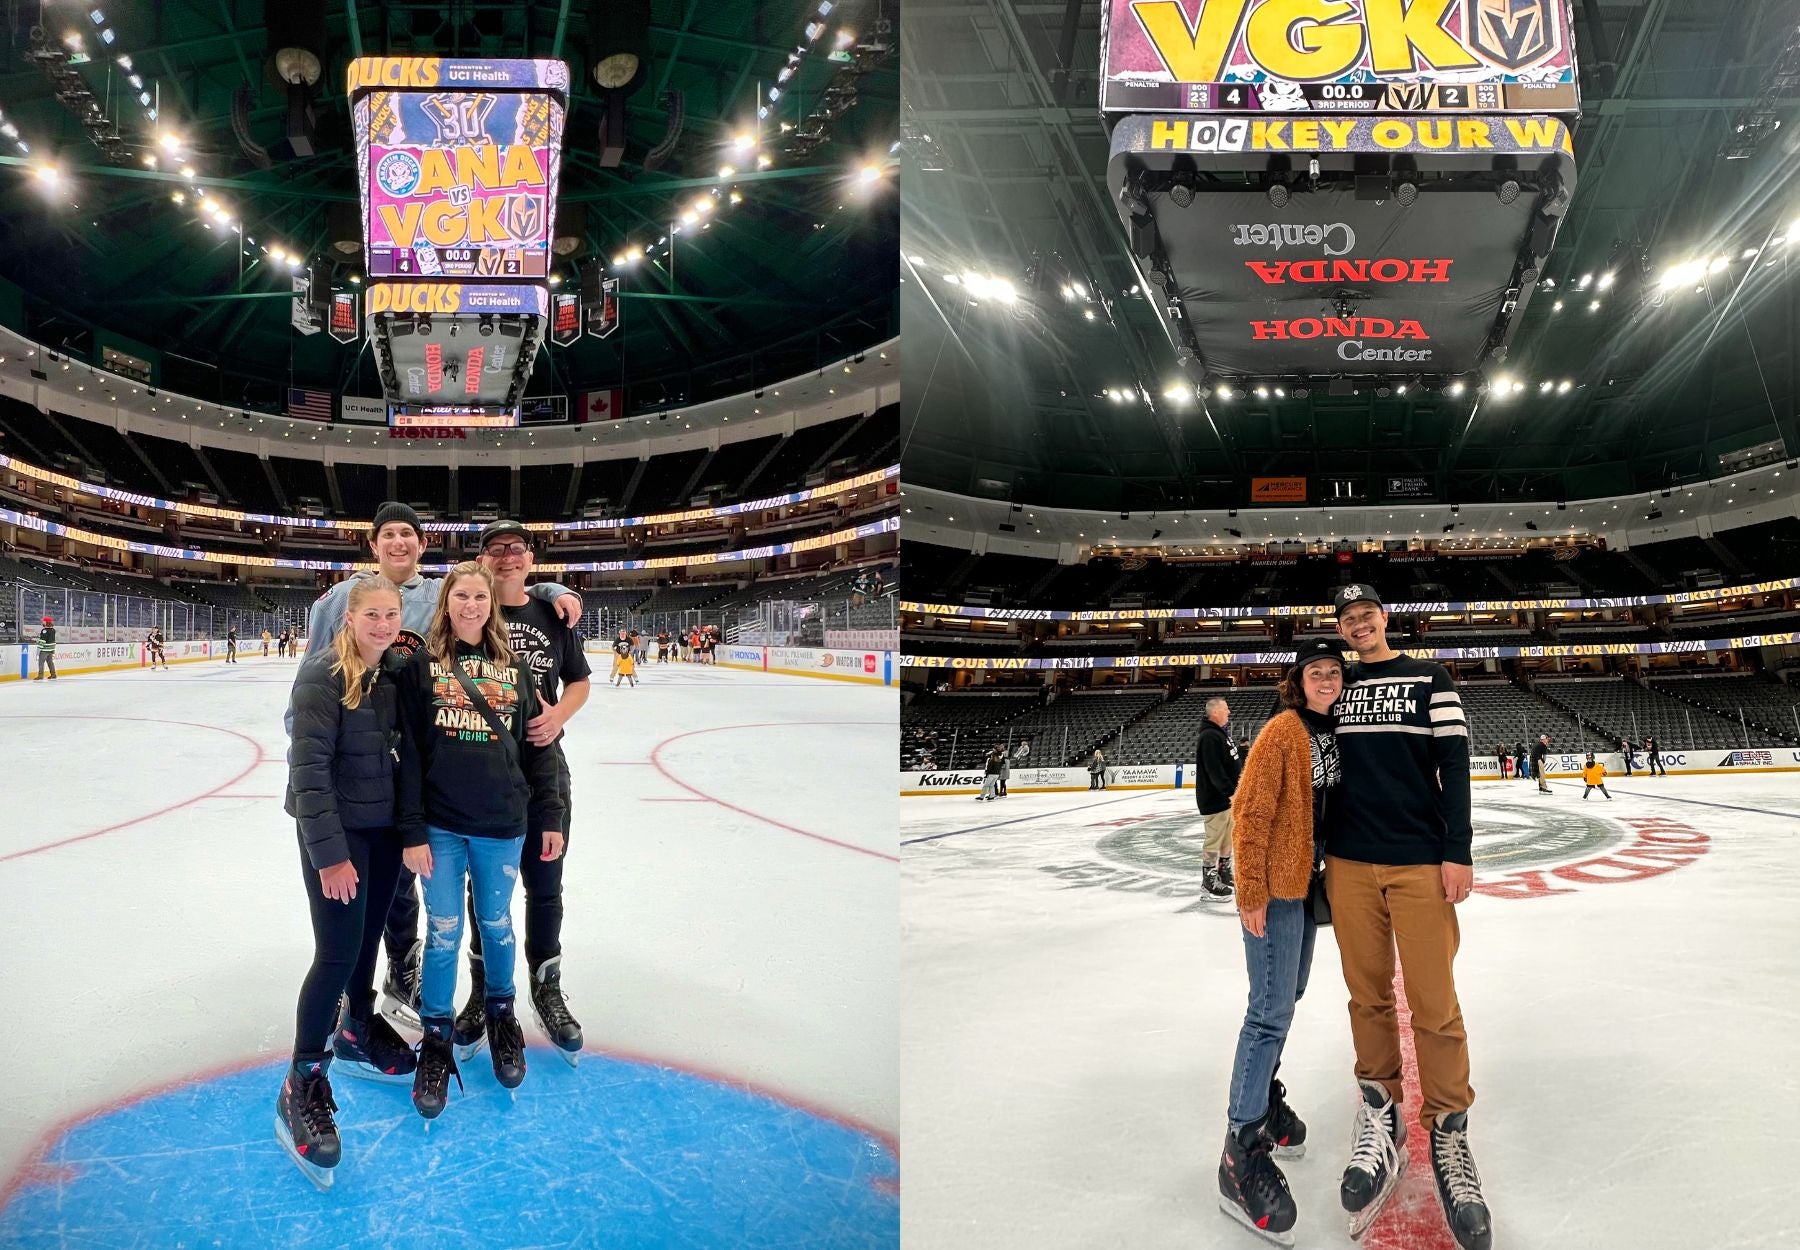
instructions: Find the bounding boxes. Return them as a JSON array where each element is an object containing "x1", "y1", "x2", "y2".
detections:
[
  {"x1": 294, "y1": 825, "x2": 404, "y2": 1059},
  {"x1": 469, "y1": 766, "x2": 573, "y2": 967}
]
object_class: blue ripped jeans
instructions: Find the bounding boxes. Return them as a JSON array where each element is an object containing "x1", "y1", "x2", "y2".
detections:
[
  {"x1": 1226, "y1": 897, "x2": 1318, "y2": 1131},
  {"x1": 419, "y1": 825, "x2": 526, "y2": 1025}
]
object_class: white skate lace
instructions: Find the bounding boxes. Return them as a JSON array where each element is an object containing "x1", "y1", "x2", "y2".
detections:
[
  {"x1": 1347, "y1": 1099, "x2": 1398, "y2": 1178},
  {"x1": 1432, "y1": 1126, "x2": 1483, "y2": 1204}
]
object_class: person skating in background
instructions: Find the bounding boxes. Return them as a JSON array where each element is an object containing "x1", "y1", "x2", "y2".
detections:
[
  {"x1": 1512, "y1": 739, "x2": 1527, "y2": 782},
  {"x1": 978, "y1": 744, "x2": 1004, "y2": 801},
  {"x1": 394, "y1": 562, "x2": 566, "y2": 1120},
  {"x1": 1089, "y1": 748, "x2": 1107, "y2": 790},
  {"x1": 453, "y1": 521, "x2": 592, "y2": 1068},
  {"x1": 226, "y1": 624, "x2": 239, "y2": 664},
  {"x1": 33, "y1": 616, "x2": 56, "y2": 680},
  {"x1": 612, "y1": 629, "x2": 637, "y2": 687},
  {"x1": 1531, "y1": 735, "x2": 1551, "y2": 794},
  {"x1": 262, "y1": 628, "x2": 273, "y2": 658},
  {"x1": 1196, "y1": 696, "x2": 1243, "y2": 900},
  {"x1": 278, "y1": 576, "x2": 413, "y2": 1189},
  {"x1": 1646, "y1": 735, "x2": 1665, "y2": 777},
  {"x1": 145, "y1": 626, "x2": 169, "y2": 670},
  {"x1": 657, "y1": 629, "x2": 671, "y2": 663},
  {"x1": 1215, "y1": 641, "x2": 1346, "y2": 1247},
  {"x1": 289, "y1": 502, "x2": 580, "y2": 1036},
  {"x1": 1010, "y1": 737, "x2": 1031, "y2": 790},
  {"x1": 1326, "y1": 585, "x2": 1489, "y2": 1250},
  {"x1": 1618, "y1": 738, "x2": 1636, "y2": 777},
  {"x1": 1581, "y1": 754, "x2": 1612, "y2": 801},
  {"x1": 1494, "y1": 743, "x2": 1509, "y2": 780}
]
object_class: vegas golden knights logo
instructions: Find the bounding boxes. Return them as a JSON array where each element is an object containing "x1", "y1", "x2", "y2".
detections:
[
  {"x1": 1467, "y1": 0, "x2": 1561, "y2": 71},
  {"x1": 1384, "y1": 83, "x2": 1431, "y2": 111},
  {"x1": 504, "y1": 193, "x2": 542, "y2": 244}
]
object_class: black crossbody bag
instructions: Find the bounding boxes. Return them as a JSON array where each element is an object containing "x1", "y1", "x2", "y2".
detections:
[{"x1": 1307, "y1": 788, "x2": 1332, "y2": 927}]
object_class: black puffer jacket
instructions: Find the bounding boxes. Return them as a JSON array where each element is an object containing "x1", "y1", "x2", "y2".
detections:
[{"x1": 285, "y1": 648, "x2": 400, "y2": 870}]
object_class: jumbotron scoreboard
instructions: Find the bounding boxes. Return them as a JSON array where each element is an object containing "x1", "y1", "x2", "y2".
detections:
[
  {"x1": 348, "y1": 57, "x2": 569, "y2": 428},
  {"x1": 1101, "y1": 0, "x2": 1582, "y2": 388}
]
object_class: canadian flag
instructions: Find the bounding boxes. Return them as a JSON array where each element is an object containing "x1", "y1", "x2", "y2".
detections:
[{"x1": 579, "y1": 389, "x2": 623, "y2": 422}]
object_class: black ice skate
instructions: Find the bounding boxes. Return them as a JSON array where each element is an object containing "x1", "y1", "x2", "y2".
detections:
[
  {"x1": 411, "y1": 1025, "x2": 463, "y2": 1123},
  {"x1": 1264, "y1": 1074, "x2": 1306, "y2": 1159},
  {"x1": 487, "y1": 998, "x2": 528, "y2": 1092},
  {"x1": 333, "y1": 1001, "x2": 417, "y2": 1084},
  {"x1": 1202, "y1": 863, "x2": 1234, "y2": 899},
  {"x1": 1430, "y1": 1111, "x2": 1492, "y2": 1250},
  {"x1": 1218, "y1": 858, "x2": 1236, "y2": 891},
  {"x1": 274, "y1": 1059, "x2": 341, "y2": 1190},
  {"x1": 1342, "y1": 1079, "x2": 1409, "y2": 1241},
  {"x1": 529, "y1": 956, "x2": 584, "y2": 1068},
  {"x1": 379, "y1": 939, "x2": 423, "y2": 1032},
  {"x1": 1217, "y1": 1114, "x2": 1297, "y2": 1247},
  {"x1": 452, "y1": 955, "x2": 487, "y2": 1062}
]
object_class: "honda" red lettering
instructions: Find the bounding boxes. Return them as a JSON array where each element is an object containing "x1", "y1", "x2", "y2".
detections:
[
  {"x1": 1250, "y1": 317, "x2": 1430, "y2": 341},
  {"x1": 1245, "y1": 259, "x2": 1455, "y2": 285}
]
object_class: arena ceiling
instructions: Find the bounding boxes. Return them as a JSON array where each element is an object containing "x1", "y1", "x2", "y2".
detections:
[
  {"x1": 900, "y1": 0, "x2": 1800, "y2": 513},
  {"x1": 0, "y1": 1, "x2": 897, "y2": 414}
]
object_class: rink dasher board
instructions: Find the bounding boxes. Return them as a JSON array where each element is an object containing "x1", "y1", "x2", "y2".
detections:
[
  {"x1": 0, "y1": 638, "x2": 233, "y2": 681},
  {"x1": 900, "y1": 753, "x2": 1800, "y2": 794}
]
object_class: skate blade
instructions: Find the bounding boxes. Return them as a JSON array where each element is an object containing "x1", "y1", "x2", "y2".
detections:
[
  {"x1": 378, "y1": 993, "x2": 421, "y2": 1032},
  {"x1": 1217, "y1": 1193, "x2": 1296, "y2": 1246},
  {"x1": 1270, "y1": 1142, "x2": 1306, "y2": 1160},
  {"x1": 273, "y1": 1113, "x2": 335, "y2": 1191},
  {"x1": 332, "y1": 1059, "x2": 414, "y2": 1086},
  {"x1": 553, "y1": 1045, "x2": 580, "y2": 1069},
  {"x1": 1346, "y1": 1147, "x2": 1409, "y2": 1241},
  {"x1": 454, "y1": 1037, "x2": 487, "y2": 1063}
]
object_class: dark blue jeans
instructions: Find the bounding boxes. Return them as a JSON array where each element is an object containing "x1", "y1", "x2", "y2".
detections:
[{"x1": 1227, "y1": 898, "x2": 1318, "y2": 1131}]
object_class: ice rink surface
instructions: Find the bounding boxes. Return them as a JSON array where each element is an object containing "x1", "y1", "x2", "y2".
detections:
[
  {"x1": 0, "y1": 655, "x2": 897, "y2": 1249},
  {"x1": 901, "y1": 773, "x2": 1800, "y2": 1250}
]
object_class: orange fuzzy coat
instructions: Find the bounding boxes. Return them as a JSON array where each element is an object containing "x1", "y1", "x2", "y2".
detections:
[{"x1": 1228, "y1": 709, "x2": 1320, "y2": 912}]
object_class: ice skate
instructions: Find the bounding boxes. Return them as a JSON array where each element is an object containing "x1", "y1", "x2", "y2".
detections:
[
  {"x1": 452, "y1": 955, "x2": 487, "y2": 1062},
  {"x1": 411, "y1": 1026, "x2": 462, "y2": 1121},
  {"x1": 1218, "y1": 858, "x2": 1236, "y2": 891},
  {"x1": 1263, "y1": 1074, "x2": 1306, "y2": 1159},
  {"x1": 1202, "y1": 863, "x2": 1234, "y2": 899},
  {"x1": 529, "y1": 956, "x2": 584, "y2": 1068},
  {"x1": 486, "y1": 998, "x2": 528, "y2": 1091},
  {"x1": 1217, "y1": 1114, "x2": 1297, "y2": 1247},
  {"x1": 1430, "y1": 1111, "x2": 1492, "y2": 1250},
  {"x1": 333, "y1": 1000, "x2": 417, "y2": 1084},
  {"x1": 379, "y1": 939, "x2": 422, "y2": 1032},
  {"x1": 1343, "y1": 1080, "x2": 1408, "y2": 1240},
  {"x1": 275, "y1": 1059, "x2": 341, "y2": 1190}
]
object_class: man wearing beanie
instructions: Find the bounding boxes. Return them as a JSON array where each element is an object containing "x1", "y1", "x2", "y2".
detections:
[
  {"x1": 34, "y1": 616, "x2": 57, "y2": 680},
  {"x1": 287, "y1": 501, "x2": 585, "y2": 1032},
  {"x1": 1324, "y1": 584, "x2": 1489, "y2": 1250}
]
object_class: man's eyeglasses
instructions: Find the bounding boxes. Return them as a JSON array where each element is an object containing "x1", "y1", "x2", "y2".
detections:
[{"x1": 483, "y1": 543, "x2": 530, "y2": 558}]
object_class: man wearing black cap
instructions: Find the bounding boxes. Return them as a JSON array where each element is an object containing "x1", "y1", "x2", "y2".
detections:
[
  {"x1": 451, "y1": 519, "x2": 593, "y2": 1066},
  {"x1": 287, "y1": 501, "x2": 584, "y2": 1037},
  {"x1": 34, "y1": 616, "x2": 56, "y2": 680},
  {"x1": 1324, "y1": 584, "x2": 1490, "y2": 1250}
]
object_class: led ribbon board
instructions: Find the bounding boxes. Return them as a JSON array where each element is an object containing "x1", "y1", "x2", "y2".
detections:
[
  {"x1": 349, "y1": 57, "x2": 569, "y2": 279},
  {"x1": 1100, "y1": 0, "x2": 1579, "y2": 116}
]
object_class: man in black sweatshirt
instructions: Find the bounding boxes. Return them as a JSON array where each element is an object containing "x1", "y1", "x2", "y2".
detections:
[
  {"x1": 1194, "y1": 696, "x2": 1241, "y2": 899},
  {"x1": 1531, "y1": 734, "x2": 1551, "y2": 794},
  {"x1": 1322, "y1": 585, "x2": 1490, "y2": 1250}
]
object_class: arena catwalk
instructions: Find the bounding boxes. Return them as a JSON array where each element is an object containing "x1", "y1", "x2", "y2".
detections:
[{"x1": 0, "y1": 656, "x2": 897, "y2": 1249}]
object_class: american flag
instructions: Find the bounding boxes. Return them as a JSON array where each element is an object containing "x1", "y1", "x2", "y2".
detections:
[{"x1": 287, "y1": 388, "x2": 334, "y2": 421}]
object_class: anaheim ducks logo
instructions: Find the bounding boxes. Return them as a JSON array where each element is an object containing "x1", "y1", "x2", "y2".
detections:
[{"x1": 1466, "y1": 0, "x2": 1561, "y2": 71}]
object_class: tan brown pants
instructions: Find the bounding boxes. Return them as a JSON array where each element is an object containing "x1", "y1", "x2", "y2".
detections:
[
  {"x1": 1324, "y1": 856, "x2": 1474, "y2": 1131},
  {"x1": 1201, "y1": 809, "x2": 1234, "y2": 862}
]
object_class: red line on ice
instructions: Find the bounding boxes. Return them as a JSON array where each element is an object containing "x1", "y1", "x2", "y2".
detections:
[
  {"x1": 1364, "y1": 969, "x2": 1457, "y2": 1250},
  {"x1": 0, "y1": 715, "x2": 267, "y2": 864},
  {"x1": 648, "y1": 722, "x2": 898, "y2": 863}
]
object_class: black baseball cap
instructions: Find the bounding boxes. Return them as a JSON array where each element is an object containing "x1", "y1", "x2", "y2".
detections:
[
  {"x1": 1333, "y1": 583, "x2": 1384, "y2": 616},
  {"x1": 1290, "y1": 639, "x2": 1348, "y2": 677},
  {"x1": 476, "y1": 519, "x2": 533, "y2": 551}
]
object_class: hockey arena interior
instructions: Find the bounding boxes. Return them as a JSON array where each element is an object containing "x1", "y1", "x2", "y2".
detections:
[
  {"x1": 900, "y1": 0, "x2": 1800, "y2": 1248},
  {"x1": 0, "y1": 3, "x2": 898, "y2": 1247}
]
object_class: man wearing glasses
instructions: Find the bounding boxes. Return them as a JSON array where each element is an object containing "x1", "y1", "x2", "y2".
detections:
[{"x1": 455, "y1": 519, "x2": 594, "y2": 1068}]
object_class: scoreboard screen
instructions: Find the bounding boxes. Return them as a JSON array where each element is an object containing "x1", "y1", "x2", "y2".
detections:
[
  {"x1": 1099, "y1": 0, "x2": 1579, "y2": 117},
  {"x1": 349, "y1": 58, "x2": 569, "y2": 279}
]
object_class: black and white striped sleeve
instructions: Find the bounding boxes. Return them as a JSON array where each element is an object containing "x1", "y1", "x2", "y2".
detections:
[{"x1": 1428, "y1": 668, "x2": 1473, "y2": 862}]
